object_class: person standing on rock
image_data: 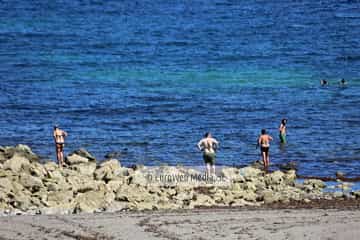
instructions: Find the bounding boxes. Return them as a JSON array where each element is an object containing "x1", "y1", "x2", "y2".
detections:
[
  {"x1": 53, "y1": 125, "x2": 68, "y2": 167},
  {"x1": 257, "y1": 129, "x2": 273, "y2": 169},
  {"x1": 197, "y1": 132, "x2": 219, "y2": 176},
  {"x1": 279, "y1": 119, "x2": 287, "y2": 144}
]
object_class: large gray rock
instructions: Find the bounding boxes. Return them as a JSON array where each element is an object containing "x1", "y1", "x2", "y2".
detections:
[
  {"x1": 106, "y1": 179, "x2": 125, "y2": 193},
  {"x1": 128, "y1": 171, "x2": 149, "y2": 186},
  {"x1": 94, "y1": 159, "x2": 122, "y2": 181},
  {"x1": 46, "y1": 190, "x2": 74, "y2": 207},
  {"x1": 260, "y1": 190, "x2": 280, "y2": 204},
  {"x1": 71, "y1": 148, "x2": 96, "y2": 162},
  {"x1": 74, "y1": 190, "x2": 114, "y2": 213},
  {"x1": 190, "y1": 194, "x2": 215, "y2": 208},
  {"x1": 71, "y1": 162, "x2": 96, "y2": 176},
  {"x1": 284, "y1": 170, "x2": 297, "y2": 185},
  {"x1": 3, "y1": 153, "x2": 30, "y2": 172},
  {"x1": 221, "y1": 168, "x2": 245, "y2": 183},
  {"x1": 65, "y1": 154, "x2": 89, "y2": 165},
  {"x1": 264, "y1": 171, "x2": 285, "y2": 186},
  {"x1": 0, "y1": 178, "x2": 14, "y2": 193},
  {"x1": 115, "y1": 185, "x2": 155, "y2": 203},
  {"x1": 19, "y1": 173, "x2": 44, "y2": 192},
  {"x1": 303, "y1": 179, "x2": 326, "y2": 189},
  {"x1": 10, "y1": 191, "x2": 32, "y2": 211},
  {"x1": 239, "y1": 167, "x2": 262, "y2": 181},
  {"x1": 67, "y1": 175, "x2": 103, "y2": 193},
  {"x1": 43, "y1": 162, "x2": 59, "y2": 172}
]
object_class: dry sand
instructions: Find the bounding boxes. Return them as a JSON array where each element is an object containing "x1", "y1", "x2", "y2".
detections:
[{"x1": 0, "y1": 207, "x2": 359, "y2": 240}]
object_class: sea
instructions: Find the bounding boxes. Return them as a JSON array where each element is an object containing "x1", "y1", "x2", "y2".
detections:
[{"x1": 1, "y1": 0, "x2": 360, "y2": 177}]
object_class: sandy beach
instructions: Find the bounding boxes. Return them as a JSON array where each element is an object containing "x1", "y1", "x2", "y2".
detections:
[{"x1": 0, "y1": 206, "x2": 359, "y2": 240}]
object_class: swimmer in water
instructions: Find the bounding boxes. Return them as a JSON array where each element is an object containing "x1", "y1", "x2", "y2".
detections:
[
  {"x1": 339, "y1": 78, "x2": 347, "y2": 86},
  {"x1": 279, "y1": 119, "x2": 287, "y2": 144},
  {"x1": 320, "y1": 79, "x2": 328, "y2": 86}
]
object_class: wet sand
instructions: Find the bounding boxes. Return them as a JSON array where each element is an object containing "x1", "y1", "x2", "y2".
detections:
[{"x1": 1, "y1": 200, "x2": 360, "y2": 240}]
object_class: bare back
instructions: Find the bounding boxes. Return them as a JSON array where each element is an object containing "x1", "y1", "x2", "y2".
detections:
[
  {"x1": 198, "y1": 137, "x2": 218, "y2": 154},
  {"x1": 54, "y1": 129, "x2": 67, "y2": 144},
  {"x1": 258, "y1": 134, "x2": 272, "y2": 147}
]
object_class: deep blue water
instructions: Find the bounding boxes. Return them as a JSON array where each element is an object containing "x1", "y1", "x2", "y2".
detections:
[{"x1": 1, "y1": 0, "x2": 360, "y2": 177}]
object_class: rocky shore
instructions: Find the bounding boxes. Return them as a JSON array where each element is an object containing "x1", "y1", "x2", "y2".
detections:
[{"x1": 0, "y1": 144, "x2": 359, "y2": 216}]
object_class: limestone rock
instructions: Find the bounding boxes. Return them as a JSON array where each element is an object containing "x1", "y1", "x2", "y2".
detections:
[
  {"x1": 284, "y1": 170, "x2": 297, "y2": 185},
  {"x1": 239, "y1": 167, "x2": 262, "y2": 181},
  {"x1": 94, "y1": 159, "x2": 122, "y2": 181},
  {"x1": 43, "y1": 162, "x2": 59, "y2": 172},
  {"x1": 265, "y1": 171, "x2": 285, "y2": 186},
  {"x1": 221, "y1": 168, "x2": 245, "y2": 183},
  {"x1": 71, "y1": 162, "x2": 96, "y2": 176},
  {"x1": 303, "y1": 179, "x2": 326, "y2": 189},
  {"x1": 47, "y1": 190, "x2": 74, "y2": 207},
  {"x1": 19, "y1": 173, "x2": 44, "y2": 192},
  {"x1": 67, "y1": 175, "x2": 103, "y2": 193},
  {"x1": 106, "y1": 179, "x2": 125, "y2": 193},
  {"x1": 260, "y1": 190, "x2": 280, "y2": 204},
  {"x1": 65, "y1": 153, "x2": 89, "y2": 165},
  {"x1": 0, "y1": 178, "x2": 14, "y2": 193},
  {"x1": 115, "y1": 185, "x2": 155, "y2": 203},
  {"x1": 70, "y1": 148, "x2": 96, "y2": 161},
  {"x1": 3, "y1": 153, "x2": 30, "y2": 172},
  {"x1": 74, "y1": 190, "x2": 112, "y2": 213},
  {"x1": 190, "y1": 194, "x2": 215, "y2": 207},
  {"x1": 128, "y1": 171, "x2": 149, "y2": 186}
]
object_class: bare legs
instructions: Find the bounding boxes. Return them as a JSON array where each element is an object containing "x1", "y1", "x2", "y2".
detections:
[
  {"x1": 262, "y1": 151, "x2": 270, "y2": 170},
  {"x1": 206, "y1": 163, "x2": 216, "y2": 176},
  {"x1": 56, "y1": 144, "x2": 64, "y2": 167}
]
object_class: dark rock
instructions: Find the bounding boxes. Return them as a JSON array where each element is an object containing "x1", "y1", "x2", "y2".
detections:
[
  {"x1": 104, "y1": 152, "x2": 122, "y2": 160},
  {"x1": 279, "y1": 161, "x2": 298, "y2": 171},
  {"x1": 70, "y1": 148, "x2": 96, "y2": 162},
  {"x1": 336, "y1": 171, "x2": 345, "y2": 179}
]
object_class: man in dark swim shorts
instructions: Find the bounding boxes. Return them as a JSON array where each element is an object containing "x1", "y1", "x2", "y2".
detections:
[{"x1": 197, "y1": 132, "x2": 219, "y2": 176}]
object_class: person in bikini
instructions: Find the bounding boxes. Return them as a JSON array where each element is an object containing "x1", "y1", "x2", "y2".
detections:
[
  {"x1": 53, "y1": 125, "x2": 68, "y2": 167},
  {"x1": 279, "y1": 118, "x2": 287, "y2": 144},
  {"x1": 257, "y1": 129, "x2": 273, "y2": 169},
  {"x1": 197, "y1": 132, "x2": 219, "y2": 176}
]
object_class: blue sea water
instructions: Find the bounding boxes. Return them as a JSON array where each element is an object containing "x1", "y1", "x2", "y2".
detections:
[{"x1": 1, "y1": 0, "x2": 360, "y2": 177}]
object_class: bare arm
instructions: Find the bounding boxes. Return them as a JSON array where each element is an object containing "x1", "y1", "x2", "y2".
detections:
[
  {"x1": 197, "y1": 139, "x2": 203, "y2": 151},
  {"x1": 213, "y1": 138, "x2": 219, "y2": 148}
]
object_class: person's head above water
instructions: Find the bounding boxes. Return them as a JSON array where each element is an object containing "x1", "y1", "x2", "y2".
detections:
[
  {"x1": 204, "y1": 132, "x2": 212, "y2": 138},
  {"x1": 261, "y1": 129, "x2": 266, "y2": 135},
  {"x1": 53, "y1": 125, "x2": 59, "y2": 130},
  {"x1": 320, "y1": 79, "x2": 328, "y2": 85},
  {"x1": 281, "y1": 119, "x2": 287, "y2": 125},
  {"x1": 340, "y1": 78, "x2": 347, "y2": 84}
]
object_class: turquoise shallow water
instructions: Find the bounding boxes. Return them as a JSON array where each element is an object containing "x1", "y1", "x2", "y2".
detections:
[{"x1": 1, "y1": 0, "x2": 360, "y2": 177}]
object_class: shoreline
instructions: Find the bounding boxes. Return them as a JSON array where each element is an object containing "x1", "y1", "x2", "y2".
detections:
[{"x1": 0, "y1": 144, "x2": 360, "y2": 217}]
